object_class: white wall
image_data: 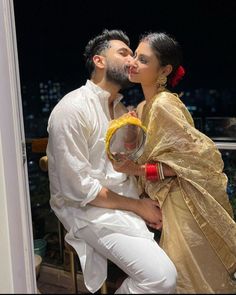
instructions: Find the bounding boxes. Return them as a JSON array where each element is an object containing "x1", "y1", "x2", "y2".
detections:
[{"x1": 0, "y1": 0, "x2": 37, "y2": 293}]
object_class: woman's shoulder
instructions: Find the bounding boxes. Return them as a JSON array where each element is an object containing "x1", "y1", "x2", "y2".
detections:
[
  {"x1": 154, "y1": 91, "x2": 194, "y2": 124},
  {"x1": 154, "y1": 91, "x2": 183, "y2": 107}
]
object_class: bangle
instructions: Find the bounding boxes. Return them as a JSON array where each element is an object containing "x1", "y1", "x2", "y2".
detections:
[
  {"x1": 158, "y1": 162, "x2": 165, "y2": 180},
  {"x1": 145, "y1": 163, "x2": 160, "y2": 181}
]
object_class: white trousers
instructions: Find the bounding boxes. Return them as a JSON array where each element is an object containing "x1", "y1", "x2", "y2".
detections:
[{"x1": 78, "y1": 228, "x2": 177, "y2": 294}]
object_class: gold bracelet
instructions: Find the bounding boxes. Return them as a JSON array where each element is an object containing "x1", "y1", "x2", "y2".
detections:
[{"x1": 158, "y1": 162, "x2": 165, "y2": 180}]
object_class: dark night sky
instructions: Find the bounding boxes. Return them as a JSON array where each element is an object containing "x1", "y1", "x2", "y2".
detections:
[{"x1": 13, "y1": 0, "x2": 236, "y2": 91}]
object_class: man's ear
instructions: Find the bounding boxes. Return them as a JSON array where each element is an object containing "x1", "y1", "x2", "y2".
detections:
[{"x1": 93, "y1": 55, "x2": 105, "y2": 69}]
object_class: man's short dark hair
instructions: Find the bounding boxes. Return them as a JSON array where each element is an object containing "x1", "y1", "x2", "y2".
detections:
[{"x1": 84, "y1": 29, "x2": 130, "y2": 77}]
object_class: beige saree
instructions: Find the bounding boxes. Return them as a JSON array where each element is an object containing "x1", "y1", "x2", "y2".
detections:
[{"x1": 137, "y1": 91, "x2": 236, "y2": 293}]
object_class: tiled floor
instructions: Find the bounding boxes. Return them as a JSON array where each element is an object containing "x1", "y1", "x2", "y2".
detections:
[
  {"x1": 37, "y1": 262, "x2": 125, "y2": 294},
  {"x1": 36, "y1": 265, "x2": 88, "y2": 294},
  {"x1": 37, "y1": 280, "x2": 74, "y2": 294}
]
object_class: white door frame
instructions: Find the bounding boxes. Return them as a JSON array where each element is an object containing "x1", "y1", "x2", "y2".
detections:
[{"x1": 0, "y1": 0, "x2": 37, "y2": 292}]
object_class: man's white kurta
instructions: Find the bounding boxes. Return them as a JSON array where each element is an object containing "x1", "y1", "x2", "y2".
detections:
[{"x1": 47, "y1": 80, "x2": 153, "y2": 292}]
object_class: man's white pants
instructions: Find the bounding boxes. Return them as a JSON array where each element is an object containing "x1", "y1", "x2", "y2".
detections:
[{"x1": 78, "y1": 228, "x2": 177, "y2": 294}]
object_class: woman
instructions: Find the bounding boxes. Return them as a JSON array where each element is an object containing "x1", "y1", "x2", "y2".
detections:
[{"x1": 111, "y1": 32, "x2": 236, "y2": 293}]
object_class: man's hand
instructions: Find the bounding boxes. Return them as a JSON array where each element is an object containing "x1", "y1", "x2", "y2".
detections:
[
  {"x1": 136, "y1": 198, "x2": 162, "y2": 230},
  {"x1": 91, "y1": 187, "x2": 162, "y2": 230}
]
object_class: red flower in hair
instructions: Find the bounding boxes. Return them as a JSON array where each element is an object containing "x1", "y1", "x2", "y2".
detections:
[{"x1": 170, "y1": 66, "x2": 185, "y2": 87}]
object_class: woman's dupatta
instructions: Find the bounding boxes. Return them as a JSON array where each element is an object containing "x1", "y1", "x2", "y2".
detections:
[{"x1": 137, "y1": 91, "x2": 236, "y2": 276}]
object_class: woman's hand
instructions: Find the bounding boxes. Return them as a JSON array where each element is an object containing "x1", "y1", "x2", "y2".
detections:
[
  {"x1": 111, "y1": 155, "x2": 145, "y2": 176},
  {"x1": 162, "y1": 163, "x2": 176, "y2": 177},
  {"x1": 128, "y1": 110, "x2": 137, "y2": 117}
]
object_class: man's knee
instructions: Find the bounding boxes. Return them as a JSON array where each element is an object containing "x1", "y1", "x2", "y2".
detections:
[
  {"x1": 115, "y1": 265, "x2": 177, "y2": 294},
  {"x1": 144, "y1": 263, "x2": 177, "y2": 293},
  {"x1": 160, "y1": 268, "x2": 177, "y2": 294},
  {"x1": 116, "y1": 268, "x2": 177, "y2": 294}
]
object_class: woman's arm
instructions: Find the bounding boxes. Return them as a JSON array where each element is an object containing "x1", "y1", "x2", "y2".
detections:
[{"x1": 111, "y1": 157, "x2": 176, "y2": 179}]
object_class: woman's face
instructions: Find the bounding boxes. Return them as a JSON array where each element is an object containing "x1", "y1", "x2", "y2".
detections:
[{"x1": 129, "y1": 41, "x2": 162, "y2": 86}]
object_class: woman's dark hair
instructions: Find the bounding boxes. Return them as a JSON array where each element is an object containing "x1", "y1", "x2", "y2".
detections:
[
  {"x1": 140, "y1": 32, "x2": 183, "y2": 86},
  {"x1": 84, "y1": 29, "x2": 130, "y2": 77}
]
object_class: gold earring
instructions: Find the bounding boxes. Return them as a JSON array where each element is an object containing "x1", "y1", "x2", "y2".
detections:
[{"x1": 157, "y1": 76, "x2": 167, "y2": 90}]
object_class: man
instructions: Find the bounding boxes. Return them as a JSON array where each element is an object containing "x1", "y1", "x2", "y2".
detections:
[{"x1": 47, "y1": 29, "x2": 177, "y2": 294}]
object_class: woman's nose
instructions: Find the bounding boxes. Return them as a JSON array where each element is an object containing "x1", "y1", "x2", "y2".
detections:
[{"x1": 129, "y1": 59, "x2": 137, "y2": 68}]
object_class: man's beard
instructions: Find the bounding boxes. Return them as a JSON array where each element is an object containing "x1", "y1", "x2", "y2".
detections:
[{"x1": 106, "y1": 64, "x2": 134, "y2": 90}]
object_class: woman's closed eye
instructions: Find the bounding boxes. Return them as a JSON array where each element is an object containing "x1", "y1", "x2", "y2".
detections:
[{"x1": 134, "y1": 53, "x2": 148, "y2": 64}]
